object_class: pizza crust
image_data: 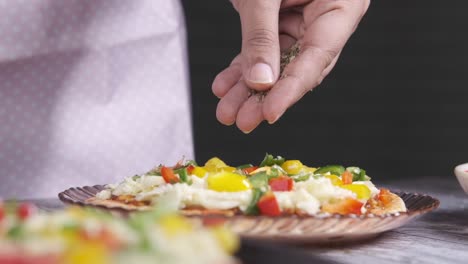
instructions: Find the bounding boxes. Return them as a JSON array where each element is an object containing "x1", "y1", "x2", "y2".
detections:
[
  {"x1": 86, "y1": 197, "x2": 151, "y2": 211},
  {"x1": 86, "y1": 197, "x2": 239, "y2": 216},
  {"x1": 366, "y1": 192, "x2": 407, "y2": 215},
  {"x1": 87, "y1": 190, "x2": 407, "y2": 217}
]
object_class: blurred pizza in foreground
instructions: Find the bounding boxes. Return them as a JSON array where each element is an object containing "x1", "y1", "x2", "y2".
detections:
[{"x1": 0, "y1": 202, "x2": 238, "y2": 264}]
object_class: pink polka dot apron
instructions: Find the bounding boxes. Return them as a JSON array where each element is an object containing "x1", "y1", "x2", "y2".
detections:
[{"x1": 0, "y1": 0, "x2": 193, "y2": 198}]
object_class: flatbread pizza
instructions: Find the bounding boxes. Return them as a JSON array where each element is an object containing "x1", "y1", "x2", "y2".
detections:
[
  {"x1": 88, "y1": 154, "x2": 407, "y2": 217},
  {"x1": 0, "y1": 202, "x2": 238, "y2": 264}
]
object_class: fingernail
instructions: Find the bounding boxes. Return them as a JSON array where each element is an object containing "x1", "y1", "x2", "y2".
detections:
[
  {"x1": 249, "y1": 63, "x2": 274, "y2": 84},
  {"x1": 268, "y1": 115, "x2": 281, "y2": 125},
  {"x1": 242, "y1": 129, "x2": 253, "y2": 134}
]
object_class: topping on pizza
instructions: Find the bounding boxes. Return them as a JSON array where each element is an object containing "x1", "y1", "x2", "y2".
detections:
[{"x1": 91, "y1": 153, "x2": 407, "y2": 216}]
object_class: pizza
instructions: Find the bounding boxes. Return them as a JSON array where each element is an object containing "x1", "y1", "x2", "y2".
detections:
[
  {"x1": 89, "y1": 154, "x2": 407, "y2": 217},
  {"x1": 0, "y1": 202, "x2": 238, "y2": 264}
]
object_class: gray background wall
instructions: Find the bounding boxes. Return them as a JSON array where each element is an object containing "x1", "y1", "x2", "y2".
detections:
[{"x1": 182, "y1": 0, "x2": 468, "y2": 179}]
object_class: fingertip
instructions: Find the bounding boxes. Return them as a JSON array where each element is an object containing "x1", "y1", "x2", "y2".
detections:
[
  {"x1": 212, "y1": 73, "x2": 230, "y2": 98},
  {"x1": 244, "y1": 80, "x2": 274, "y2": 91},
  {"x1": 235, "y1": 97, "x2": 264, "y2": 133},
  {"x1": 267, "y1": 115, "x2": 281, "y2": 125},
  {"x1": 262, "y1": 79, "x2": 297, "y2": 124},
  {"x1": 236, "y1": 112, "x2": 257, "y2": 132},
  {"x1": 212, "y1": 64, "x2": 243, "y2": 98},
  {"x1": 215, "y1": 81, "x2": 250, "y2": 126},
  {"x1": 264, "y1": 105, "x2": 283, "y2": 125},
  {"x1": 249, "y1": 62, "x2": 274, "y2": 83},
  {"x1": 211, "y1": 75, "x2": 224, "y2": 98},
  {"x1": 241, "y1": 128, "x2": 253, "y2": 134},
  {"x1": 244, "y1": 63, "x2": 276, "y2": 91},
  {"x1": 216, "y1": 100, "x2": 237, "y2": 126},
  {"x1": 236, "y1": 121, "x2": 257, "y2": 134},
  {"x1": 235, "y1": 117, "x2": 252, "y2": 134},
  {"x1": 262, "y1": 91, "x2": 286, "y2": 124}
]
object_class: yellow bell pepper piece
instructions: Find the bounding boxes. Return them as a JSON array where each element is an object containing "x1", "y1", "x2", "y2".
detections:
[
  {"x1": 281, "y1": 160, "x2": 304, "y2": 175},
  {"x1": 204, "y1": 165, "x2": 218, "y2": 173},
  {"x1": 204, "y1": 157, "x2": 227, "y2": 168},
  {"x1": 204, "y1": 165, "x2": 236, "y2": 174},
  {"x1": 212, "y1": 226, "x2": 240, "y2": 254},
  {"x1": 63, "y1": 242, "x2": 109, "y2": 264},
  {"x1": 207, "y1": 172, "x2": 251, "y2": 192},
  {"x1": 191, "y1": 166, "x2": 208, "y2": 178},
  {"x1": 340, "y1": 184, "x2": 371, "y2": 200},
  {"x1": 159, "y1": 214, "x2": 193, "y2": 236},
  {"x1": 325, "y1": 175, "x2": 343, "y2": 186},
  {"x1": 220, "y1": 166, "x2": 236, "y2": 173},
  {"x1": 66, "y1": 206, "x2": 87, "y2": 220}
]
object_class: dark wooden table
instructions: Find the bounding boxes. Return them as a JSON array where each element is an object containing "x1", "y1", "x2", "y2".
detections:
[{"x1": 28, "y1": 176, "x2": 467, "y2": 264}]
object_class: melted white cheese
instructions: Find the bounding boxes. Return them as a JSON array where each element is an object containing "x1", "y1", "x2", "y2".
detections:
[
  {"x1": 298, "y1": 177, "x2": 356, "y2": 203},
  {"x1": 96, "y1": 189, "x2": 112, "y2": 199},
  {"x1": 102, "y1": 173, "x2": 378, "y2": 215},
  {"x1": 103, "y1": 175, "x2": 166, "y2": 197},
  {"x1": 274, "y1": 189, "x2": 321, "y2": 215},
  {"x1": 136, "y1": 180, "x2": 253, "y2": 211}
]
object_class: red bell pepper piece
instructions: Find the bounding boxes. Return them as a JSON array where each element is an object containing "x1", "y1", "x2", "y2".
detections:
[
  {"x1": 161, "y1": 166, "x2": 180, "y2": 184},
  {"x1": 80, "y1": 228, "x2": 122, "y2": 250},
  {"x1": 269, "y1": 176, "x2": 293, "y2": 192},
  {"x1": 202, "y1": 217, "x2": 227, "y2": 227},
  {"x1": 187, "y1": 165, "x2": 195, "y2": 174},
  {"x1": 341, "y1": 171, "x2": 353, "y2": 185},
  {"x1": 0, "y1": 254, "x2": 60, "y2": 264},
  {"x1": 17, "y1": 203, "x2": 37, "y2": 220},
  {"x1": 0, "y1": 203, "x2": 4, "y2": 221},
  {"x1": 242, "y1": 166, "x2": 258, "y2": 174},
  {"x1": 322, "y1": 198, "x2": 363, "y2": 215},
  {"x1": 257, "y1": 192, "x2": 281, "y2": 216},
  {"x1": 378, "y1": 188, "x2": 392, "y2": 206}
]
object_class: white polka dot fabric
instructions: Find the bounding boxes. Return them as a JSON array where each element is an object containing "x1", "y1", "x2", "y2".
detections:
[{"x1": 0, "y1": 0, "x2": 194, "y2": 198}]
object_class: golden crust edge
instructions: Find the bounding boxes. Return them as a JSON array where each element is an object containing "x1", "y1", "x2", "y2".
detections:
[
  {"x1": 86, "y1": 191, "x2": 407, "y2": 216},
  {"x1": 367, "y1": 192, "x2": 407, "y2": 215}
]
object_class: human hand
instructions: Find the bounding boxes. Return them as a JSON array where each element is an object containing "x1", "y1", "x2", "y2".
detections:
[{"x1": 212, "y1": 0, "x2": 370, "y2": 133}]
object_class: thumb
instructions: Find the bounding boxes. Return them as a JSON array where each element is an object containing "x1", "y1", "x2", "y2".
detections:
[{"x1": 238, "y1": 0, "x2": 282, "y2": 91}]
